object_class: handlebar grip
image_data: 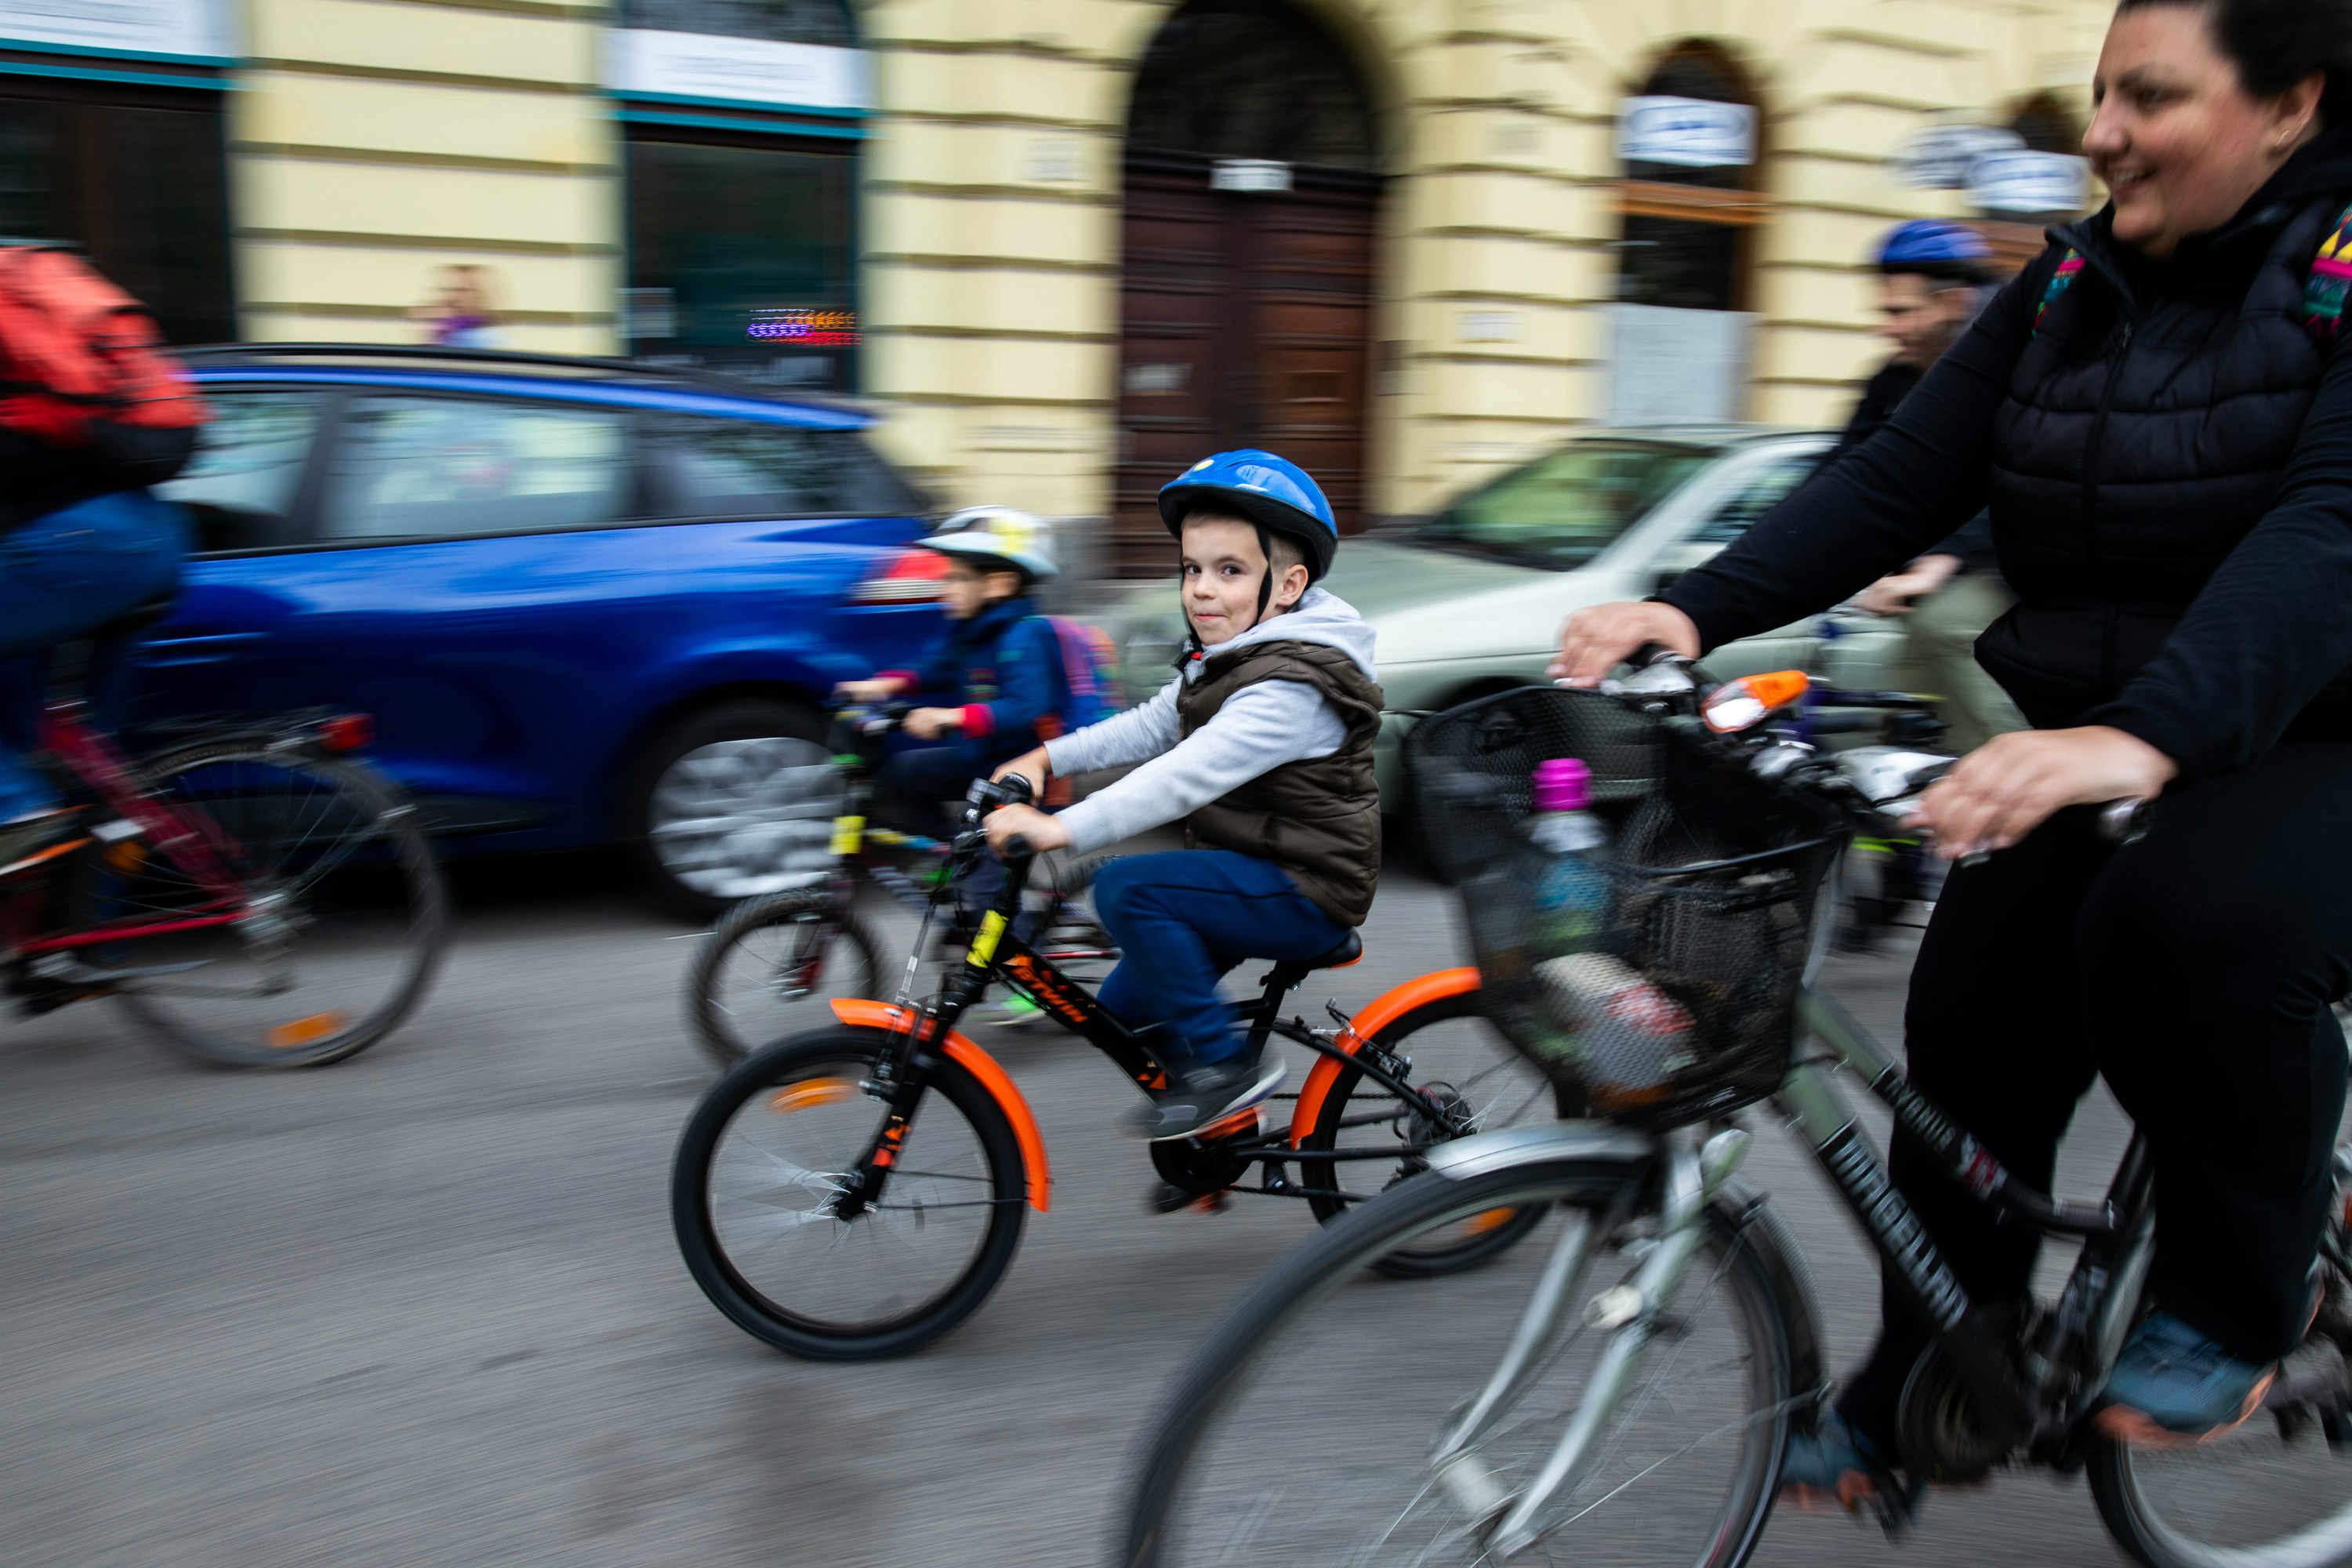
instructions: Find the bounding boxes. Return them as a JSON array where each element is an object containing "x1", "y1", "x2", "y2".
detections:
[
  {"x1": 1004, "y1": 833, "x2": 1033, "y2": 858},
  {"x1": 2098, "y1": 797, "x2": 2151, "y2": 845},
  {"x1": 1627, "y1": 642, "x2": 1686, "y2": 669},
  {"x1": 1000, "y1": 772, "x2": 1035, "y2": 805}
]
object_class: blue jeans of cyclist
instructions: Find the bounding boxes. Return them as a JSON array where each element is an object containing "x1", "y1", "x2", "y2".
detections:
[
  {"x1": 0, "y1": 491, "x2": 186, "y2": 819},
  {"x1": 1091, "y1": 850, "x2": 1349, "y2": 1066}
]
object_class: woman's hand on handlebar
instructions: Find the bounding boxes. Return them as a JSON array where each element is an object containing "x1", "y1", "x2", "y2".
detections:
[
  {"x1": 1904, "y1": 726, "x2": 2177, "y2": 861},
  {"x1": 991, "y1": 746, "x2": 1050, "y2": 786},
  {"x1": 1548, "y1": 602, "x2": 1700, "y2": 688},
  {"x1": 984, "y1": 802, "x2": 1067, "y2": 858}
]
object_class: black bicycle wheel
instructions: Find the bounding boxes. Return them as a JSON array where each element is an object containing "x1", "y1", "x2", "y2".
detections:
[
  {"x1": 2088, "y1": 1140, "x2": 2352, "y2": 1568},
  {"x1": 1298, "y1": 989, "x2": 1566, "y2": 1276},
  {"x1": 685, "y1": 887, "x2": 884, "y2": 1068},
  {"x1": 672, "y1": 1025, "x2": 1028, "y2": 1360},
  {"x1": 74, "y1": 741, "x2": 447, "y2": 1069},
  {"x1": 1124, "y1": 1162, "x2": 1794, "y2": 1567}
]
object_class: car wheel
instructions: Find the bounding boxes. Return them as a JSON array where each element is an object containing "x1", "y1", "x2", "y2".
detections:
[{"x1": 623, "y1": 699, "x2": 844, "y2": 919}]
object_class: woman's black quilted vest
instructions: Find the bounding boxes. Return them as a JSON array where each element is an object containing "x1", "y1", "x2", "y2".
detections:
[{"x1": 1980, "y1": 196, "x2": 2347, "y2": 731}]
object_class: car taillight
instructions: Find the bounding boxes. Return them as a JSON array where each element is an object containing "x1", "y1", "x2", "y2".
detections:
[
  {"x1": 848, "y1": 550, "x2": 949, "y2": 604},
  {"x1": 318, "y1": 713, "x2": 374, "y2": 753}
]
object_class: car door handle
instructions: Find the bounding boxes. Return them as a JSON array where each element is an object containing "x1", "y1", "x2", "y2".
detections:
[{"x1": 134, "y1": 632, "x2": 267, "y2": 666}]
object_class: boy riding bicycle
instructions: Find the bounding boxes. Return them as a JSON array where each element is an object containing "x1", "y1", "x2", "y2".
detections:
[
  {"x1": 982, "y1": 451, "x2": 1382, "y2": 1140},
  {"x1": 834, "y1": 506, "x2": 1073, "y2": 918}
]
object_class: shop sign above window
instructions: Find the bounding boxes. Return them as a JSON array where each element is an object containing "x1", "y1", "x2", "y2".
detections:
[
  {"x1": 0, "y1": 0, "x2": 231, "y2": 60},
  {"x1": 1616, "y1": 96, "x2": 1755, "y2": 169},
  {"x1": 1967, "y1": 150, "x2": 2088, "y2": 213},
  {"x1": 607, "y1": 28, "x2": 867, "y2": 111}
]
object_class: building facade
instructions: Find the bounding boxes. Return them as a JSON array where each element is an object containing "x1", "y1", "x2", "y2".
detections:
[{"x1": 0, "y1": 0, "x2": 2113, "y2": 569}]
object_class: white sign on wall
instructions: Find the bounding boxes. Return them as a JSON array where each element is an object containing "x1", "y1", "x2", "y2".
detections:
[
  {"x1": 0, "y1": 0, "x2": 230, "y2": 59},
  {"x1": 1968, "y1": 150, "x2": 2089, "y2": 213},
  {"x1": 1617, "y1": 96, "x2": 1755, "y2": 169},
  {"x1": 1890, "y1": 124, "x2": 2025, "y2": 190},
  {"x1": 1606, "y1": 304, "x2": 1754, "y2": 426},
  {"x1": 607, "y1": 29, "x2": 868, "y2": 112}
]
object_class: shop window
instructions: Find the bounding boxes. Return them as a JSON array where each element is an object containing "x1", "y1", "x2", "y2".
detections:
[
  {"x1": 0, "y1": 87, "x2": 230, "y2": 345},
  {"x1": 624, "y1": 125, "x2": 856, "y2": 388},
  {"x1": 2011, "y1": 94, "x2": 2082, "y2": 155},
  {"x1": 1615, "y1": 42, "x2": 1766, "y2": 313},
  {"x1": 1127, "y1": 0, "x2": 1375, "y2": 169}
]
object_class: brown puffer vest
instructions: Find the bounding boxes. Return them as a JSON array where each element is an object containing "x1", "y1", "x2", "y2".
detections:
[{"x1": 1174, "y1": 639, "x2": 1385, "y2": 927}]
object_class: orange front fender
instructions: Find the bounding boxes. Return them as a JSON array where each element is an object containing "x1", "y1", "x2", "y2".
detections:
[
  {"x1": 1288, "y1": 967, "x2": 1482, "y2": 1146},
  {"x1": 829, "y1": 999, "x2": 1051, "y2": 1212}
]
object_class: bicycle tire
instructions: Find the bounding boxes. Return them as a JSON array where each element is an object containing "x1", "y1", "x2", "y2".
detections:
[
  {"x1": 1297, "y1": 989, "x2": 1564, "y2": 1277},
  {"x1": 2087, "y1": 1147, "x2": 2352, "y2": 1568},
  {"x1": 1124, "y1": 1160, "x2": 1793, "y2": 1568},
  {"x1": 672, "y1": 1024, "x2": 1027, "y2": 1360},
  {"x1": 82, "y1": 741, "x2": 447, "y2": 1069},
  {"x1": 685, "y1": 887, "x2": 884, "y2": 1068}
]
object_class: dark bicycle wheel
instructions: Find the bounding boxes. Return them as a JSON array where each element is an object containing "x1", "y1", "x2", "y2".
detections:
[
  {"x1": 2088, "y1": 1136, "x2": 2352, "y2": 1568},
  {"x1": 685, "y1": 887, "x2": 884, "y2": 1067},
  {"x1": 672, "y1": 1024, "x2": 1028, "y2": 1359},
  {"x1": 69, "y1": 739, "x2": 447, "y2": 1068},
  {"x1": 1297, "y1": 989, "x2": 1567, "y2": 1276}
]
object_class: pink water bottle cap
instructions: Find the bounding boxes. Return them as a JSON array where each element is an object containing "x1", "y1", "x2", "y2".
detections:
[{"x1": 1533, "y1": 757, "x2": 1592, "y2": 812}]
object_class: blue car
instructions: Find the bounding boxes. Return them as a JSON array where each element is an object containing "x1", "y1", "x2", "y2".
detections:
[{"x1": 131, "y1": 344, "x2": 945, "y2": 914}]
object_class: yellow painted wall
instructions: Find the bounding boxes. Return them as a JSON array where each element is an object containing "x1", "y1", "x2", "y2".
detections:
[
  {"x1": 231, "y1": 0, "x2": 621, "y2": 354},
  {"x1": 861, "y1": 0, "x2": 2111, "y2": 524}
]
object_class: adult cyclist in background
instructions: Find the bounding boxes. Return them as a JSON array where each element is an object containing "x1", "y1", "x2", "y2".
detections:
[
  {"x1": 1839, "y1": 220, "x2": 2026, "y2": 753},
  {"x1": 1555, "y1": 0, "x2": 2352, "y2": 1504}
]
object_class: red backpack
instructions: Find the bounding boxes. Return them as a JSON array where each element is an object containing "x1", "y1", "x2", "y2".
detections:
[{"x1": 0, "y1": 245, "x2": 207, "y2": 465}]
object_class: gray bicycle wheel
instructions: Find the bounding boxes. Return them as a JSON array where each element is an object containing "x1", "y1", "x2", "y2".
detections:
[
  {"x1": 1125, "y1": 1162, "x2": 1794, "y2": 1568},
  {"x1": 687, "y1": 887, "x2": 883, "y2": 1067},
  {"x1": 2089, "y1": 1145, "x2": 2352, "y2": 1568}
]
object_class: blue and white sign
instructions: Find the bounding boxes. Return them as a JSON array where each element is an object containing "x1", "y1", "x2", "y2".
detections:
[
  {"x1": 0, "y1": 0, "x2": 230, "y2": 60},
  {"x1": 608, "y1": 29, "x2": 868, "y2": 112},
  {"x1": 1968, "y1": 150, "x2": 2089, "y2": 214},
  {"x1": 1617, "y1": 96, "x2": 1756, "y2": 169},
  {"x1": 1891, "y1": 124, "x2": 2024, "y2": 190}
]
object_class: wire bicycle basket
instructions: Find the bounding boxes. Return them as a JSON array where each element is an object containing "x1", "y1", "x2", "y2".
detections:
[{"x1": 1407, "y1": 685, "x2": 1847, "y2": 1126}]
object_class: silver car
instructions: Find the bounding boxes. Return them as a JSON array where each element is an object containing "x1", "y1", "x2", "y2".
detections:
[{"x1": 1102, "y1": 425, "x2": 1903, "y2": 806}]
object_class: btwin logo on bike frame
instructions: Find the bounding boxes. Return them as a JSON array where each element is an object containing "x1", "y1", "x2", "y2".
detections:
[
  {"x1": 1000, "y1": 953, "x2": 1091, "y2": 1029},
  {"x1": 1819, "y1": 1123, "x2": 1970, "y2": 1330}
]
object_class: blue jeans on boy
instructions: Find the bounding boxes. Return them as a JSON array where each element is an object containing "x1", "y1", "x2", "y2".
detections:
[
  {"x1": 0, "y1": 491, "x2": 187, "y2": 818},
  {"x1": 1091, "y1": 850, "x2": 1350, "y2": 1066}
]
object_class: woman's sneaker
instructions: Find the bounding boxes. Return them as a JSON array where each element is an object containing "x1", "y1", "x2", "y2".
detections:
[
  {"x1": 2094, "y1": 1312, "x2": 2277, "y2": 1446},
  {"x1": 1778, "y1": 1410, "x2": 1911, "y2": 1517}
]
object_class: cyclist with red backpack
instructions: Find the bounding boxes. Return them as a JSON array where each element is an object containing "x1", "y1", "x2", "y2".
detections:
[{"x1": 0, "y1": 246, "x2": 205, "y2": 866}]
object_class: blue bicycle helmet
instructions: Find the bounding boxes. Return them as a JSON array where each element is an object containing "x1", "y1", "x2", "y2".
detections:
[
  {"x1": 1875, "y1": 220, "x2": 1994, "y2": 281},
  {"x1": 1158, "y1": 448, "x2": 1338, "y2": 572}
]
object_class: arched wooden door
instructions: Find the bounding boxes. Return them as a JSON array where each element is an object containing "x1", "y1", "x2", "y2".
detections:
[{"x1": 1112, "y1": 0, "x2": 1381, "y2": 575}]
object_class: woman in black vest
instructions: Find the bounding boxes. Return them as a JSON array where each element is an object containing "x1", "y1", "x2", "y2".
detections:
[{"x1": 1555, "y1": 0, "x2": 2352, "y2": 1503}]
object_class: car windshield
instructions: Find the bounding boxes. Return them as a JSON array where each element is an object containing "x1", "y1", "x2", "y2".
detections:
[{"x1": 1412, "y1": 441, "x2": 1716, "y2": 569}]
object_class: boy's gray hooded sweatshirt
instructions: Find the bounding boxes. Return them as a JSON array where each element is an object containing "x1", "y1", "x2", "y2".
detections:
[{"x1": 1043, "y1": 586, "x2": 1378, "y2": 855}]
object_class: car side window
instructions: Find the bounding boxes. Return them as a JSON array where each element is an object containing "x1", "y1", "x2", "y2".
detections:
[
  {"x1": 662, "y1": 416, "x2": 924, "y2": 517},
  {"x1": 1691, "y1": 454, "x2": 1817, "y2": 546},
  {"x1": 158, "y1": 390, "x2": 320, "y2": 554},
  {"x1": 322, "y1": 397, "x2": 631, "y2": 541}
]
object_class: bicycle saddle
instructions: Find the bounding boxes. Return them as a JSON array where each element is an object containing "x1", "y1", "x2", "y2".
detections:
[{"x1": 1304, "y1": 931, "x2": 1363, "y2": 970}]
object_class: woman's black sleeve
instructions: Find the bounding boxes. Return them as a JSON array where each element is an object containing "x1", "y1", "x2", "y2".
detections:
[
  {"x1": 2083, "y1": 344, "x2": 2352, "y2": 779},
  {"x1": 1657, "y1": 261, "x2": 2045, "y2": 651}
]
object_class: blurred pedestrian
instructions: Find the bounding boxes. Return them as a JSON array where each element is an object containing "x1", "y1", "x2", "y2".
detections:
[
  {"x1": 408, "y1": 264, "x2": 501, "y2": 348},
  {"x1": 1843, "y1": 222, "x2": 2027, "y2": 753}
]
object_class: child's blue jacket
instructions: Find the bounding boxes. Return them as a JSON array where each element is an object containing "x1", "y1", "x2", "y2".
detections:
[{"x1": 882, "y1": 595, "x2": 1068, "y2": 762}]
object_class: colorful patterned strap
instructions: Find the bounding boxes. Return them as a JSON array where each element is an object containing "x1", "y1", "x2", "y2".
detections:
[
  {"x1": 2034, "y1": 250, "x2": 2085, "y2": 332},
  {"x1": 2304, "y1": 202, "x2": 2352, "y2": 343}
]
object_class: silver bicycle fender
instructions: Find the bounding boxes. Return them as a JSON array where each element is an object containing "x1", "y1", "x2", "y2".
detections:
[{"x1": 1424, "y1": 1121, "x2": 1658, "y2": 1182}]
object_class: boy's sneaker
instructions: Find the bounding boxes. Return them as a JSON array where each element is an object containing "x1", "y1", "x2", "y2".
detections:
[
  {"x1": 1777, "y1": 1409, "x2": 1918, "y2": 1521},
  {"x1": 1122, "y1": 1054, "x2": 1284, "y2": 1142},
  {"x1": 0, "y1": 807, "x2": 82, "y2": 877},
  {"x1": 982, "y1": 994, "x2": 1044, "y2": 1029},
  {"x1": 2094, "y1": 1312, "x2": 2278, "y2": 1446}
]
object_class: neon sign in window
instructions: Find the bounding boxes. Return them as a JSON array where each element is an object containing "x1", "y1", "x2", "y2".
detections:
[{"x1": 747, "y1": 307, "x2": 858, "y2": 346}]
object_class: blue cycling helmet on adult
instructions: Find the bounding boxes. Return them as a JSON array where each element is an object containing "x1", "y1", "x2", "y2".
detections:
[
  {"x1": 1875, "y1": 220, "x2": 1993, "y2": 283},
  {"x1": 1156, "y1": 448, "x2": 1341, "y2": 583}
]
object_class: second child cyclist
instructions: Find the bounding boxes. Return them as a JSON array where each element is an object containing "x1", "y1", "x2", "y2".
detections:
[{"x1": 982, "y1": 451, "x2": 1384, "y2": 1142}]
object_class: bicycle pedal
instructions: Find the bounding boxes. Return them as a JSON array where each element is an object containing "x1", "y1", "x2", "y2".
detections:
[
  {"x1": 1146, "y1": 1181, "x2": 1193, "y2": 1215},
  {"x1": 1862, "y1": 1476, "x2": 1924, "y2": 1538}
]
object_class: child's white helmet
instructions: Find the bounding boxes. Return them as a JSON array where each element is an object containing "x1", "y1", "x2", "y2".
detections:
[{"x1": 924, "y1": 506, "x2": 1058, "y2": 582}]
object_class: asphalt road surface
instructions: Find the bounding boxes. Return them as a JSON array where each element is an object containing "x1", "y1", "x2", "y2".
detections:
[{"x1": 2, "y1": 837, "x2": 2162, "y2": 1567}]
